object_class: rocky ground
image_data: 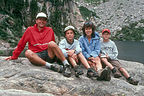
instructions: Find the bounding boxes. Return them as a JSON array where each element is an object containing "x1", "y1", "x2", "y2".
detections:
[{"x1": 0, "y1": 56, "x2": 143, "y2": 96}]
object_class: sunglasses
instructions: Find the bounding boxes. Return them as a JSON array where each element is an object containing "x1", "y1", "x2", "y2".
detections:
[{"x1": 84, "y1": 21, "x2": 93, "y2": 26}]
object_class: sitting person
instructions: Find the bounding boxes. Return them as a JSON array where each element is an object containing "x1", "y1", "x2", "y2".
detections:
[
  {"x1": 5, "y1": 12, "x2": 72, "y2": 77},
  {"x1": 100, "y1": 28, "x2": 139, "y2": 85},
  {"x1": 79, "y1": 21, "x2": 111, "y2": 81},
  {"x1": 59, "y1": 26, "x2": 98, "y2": 78}
]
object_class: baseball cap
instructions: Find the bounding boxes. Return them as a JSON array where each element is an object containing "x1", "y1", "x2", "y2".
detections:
[
  {"x1": 102, "y1": 29, "x2": 111, "y2": 34},
  {"x1": 36, "y1": 12, "x2": 47, "y2": 19},
  {"x1": 64, "y1": 26, "x2": 75, "y2": 33}
]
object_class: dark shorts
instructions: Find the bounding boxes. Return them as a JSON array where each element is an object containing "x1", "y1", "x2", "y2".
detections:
[{"x1": 36, "y1": 50, "x2": 56, "y2": 63}]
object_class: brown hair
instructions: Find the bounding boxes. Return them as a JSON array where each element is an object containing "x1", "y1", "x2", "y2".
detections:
[{"x1": 82, "y1": 21, "x2": 96, "y2": 38}]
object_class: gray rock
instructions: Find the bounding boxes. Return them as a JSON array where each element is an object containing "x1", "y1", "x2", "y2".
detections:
[
  {"x1": 75, "y1": 0, "x2": 144, "y2": 35},
  {"x1": 0, "y1": 56, "x2": 144, "y2": 96}
]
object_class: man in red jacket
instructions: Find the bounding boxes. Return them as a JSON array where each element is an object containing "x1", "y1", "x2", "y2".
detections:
[{"x1": 5, "y1": 12, "x2": 71, "y2": 77}]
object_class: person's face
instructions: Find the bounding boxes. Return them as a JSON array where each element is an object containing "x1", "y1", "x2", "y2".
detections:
[
  {"x1": 65, "y1": 29, "x2": 74, "y2": 42},
  {"x1": 102, "y1": 32, "x2": 111, "y2": 40},
  {"x1": 36, "y1": 17, "x2": 47, "y2": 29},
  {"x1": 85, "y1": 27, "x2": 92, "y2": 37}
]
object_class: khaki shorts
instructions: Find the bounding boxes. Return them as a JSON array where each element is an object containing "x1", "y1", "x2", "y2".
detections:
[
  {"x1": 108, "y1": 60, "x2": 122, "y2": 70},
  {"x1": 101, "y1": 58, "x2": 122, "y2": 70}
]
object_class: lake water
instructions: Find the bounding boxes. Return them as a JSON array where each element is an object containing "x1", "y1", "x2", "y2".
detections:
[{"x1": 115, "y1": 41, "x2": 144, "y2": 64}]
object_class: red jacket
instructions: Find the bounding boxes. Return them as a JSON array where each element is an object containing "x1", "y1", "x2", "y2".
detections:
[{"x1": 11, "y1": 24, "x2": 55, "y2": 59}]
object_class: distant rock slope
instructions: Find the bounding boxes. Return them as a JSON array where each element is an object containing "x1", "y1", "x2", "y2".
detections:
[
  {"x1": 75, "y1": 0, "x2": 144, "y2": 34},
  {"x1": 0, "y1": 56, "x2": 143, "y2": 96}
]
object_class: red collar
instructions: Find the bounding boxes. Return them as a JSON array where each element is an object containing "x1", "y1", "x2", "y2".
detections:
[{"x1": 34, "y1": 24, "x2": 46, "y2": 32}]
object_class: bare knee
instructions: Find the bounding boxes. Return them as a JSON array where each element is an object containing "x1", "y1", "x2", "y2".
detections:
[
  {"x1": 25, "y1": 50, "x2": 34, "y2": 58},
  {"x1": 95, "y1": 57, "x2": 101, "y2": 63},
  {"x1": 48, "y1": 41, "x2": 58, "y2": 48},
  {"x1": 119, "y1": 67, "x2": 125, "y2": 72},
  {"x1": 101, "y1": 58, "x2": 107, "y2": 62}
]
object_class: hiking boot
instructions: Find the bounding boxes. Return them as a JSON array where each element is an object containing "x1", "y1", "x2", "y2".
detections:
[
  {"x1": 97, "y1": 67, "x2": 111, "y2": 81},
  {"x1": 127, "y1": 77, "x2": 139, "y2": 85},
  {"x1": 113, "y1": 72, "x2": 122, "y2": 78},
  {"x1": 87, "y1": 68, "x2": 99, "y2": 78},
  {"x1": 62, "y1": 64, "x2": 71, "y2": 77},
  {"x1": 74, "y1": 66, "x2": 84, "y2": 77},
  {"x1": 112, "y1": 68, "x2": 122, "y2": 78},
  {"x1": 50, "y1": 64, "x2": 63, "y2": 73}
]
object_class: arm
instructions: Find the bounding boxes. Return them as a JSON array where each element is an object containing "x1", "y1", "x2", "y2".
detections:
[
  {"x1": 5, "y1": 28, "x2": 30, "y2": 60},
  {"x1": 90, "y1": 39, "x2": 101, "y2": 57},
  {"x1": 79, "y1": 37, "x2": 90, "y2": 59},
  {"x1": 59, "y1": 40, "x2": 68, "y2": 57},
  {"x1": 108, "y1": 42, "x2": 118, "y2": 60},
  {"x1": 75, "y1": 40, "x2": 82, "y2": 55},
  {"x1": 100, "y1": 50, "x2": 107, "y2": 58}
]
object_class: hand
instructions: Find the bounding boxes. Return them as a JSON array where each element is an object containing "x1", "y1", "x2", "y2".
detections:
[
  {"x1": 67, "y1": 50, "x2": 75, "y2": 56},
  {"x1": 106, "y1": 54, "x2": 110, "y2": 59},
  {"x1": 88, "y1": 57, "x2": 95, "y2": 63},
  {"x1": 5, "y1": 56, "x2": 12, "y2": 60}
]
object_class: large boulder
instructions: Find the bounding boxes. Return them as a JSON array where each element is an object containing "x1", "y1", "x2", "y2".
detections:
[{"x1": 0, "y1": 56, "x2": 143, "y2": 96}]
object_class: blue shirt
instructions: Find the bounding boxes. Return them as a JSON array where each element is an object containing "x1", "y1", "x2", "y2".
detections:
[{"x1": 79, "y1": 32, "x2": 101, "y2": 59}]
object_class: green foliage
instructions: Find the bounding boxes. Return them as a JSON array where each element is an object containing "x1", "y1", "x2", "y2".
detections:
[
  {"x1": 84, "y1": 0, "x2": 109, "y2": 3},
  {"x1": 79, "y1": 6, "x2": 100, "y2": 20},
  {"x1": 25, "y1": 0, "x2": 29, "y2": 8},
  {"x1": 48, "y1": 0, "x2": 70, "y2": 38},
  {"x1": 114, "y1": 20, "x2": 144, "y2": 41},
  {"x1": 30, "y1": 0, "x2": 39, "y2": 25},
  {"x1": 85, "y1": 0, "x2": 100, "y2": 3},
  {"x1": 0, "y1": 17, "x2": 10, "y2": 40},
  {"x1": 42, "y1": 3, "x2": 47, "y2": 12},
  {"x1": 0, "y1": 50, "x2": 4, "y2": 55},
  {"x1": 0, "y1": 0, "x2": 26, "y2": 46}
]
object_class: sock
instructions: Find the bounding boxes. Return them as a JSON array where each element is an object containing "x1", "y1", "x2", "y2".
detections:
[
  {"x1": 97, "y1": 68, "x2": 102, "y2": 72},
  {"x1": 112, "y1": 68, "x2": 116, "y2": 73},
  {"x1": 127, "y1": 77, "x2": 131, "y2": 80},
  {"x1": 45, "y1": 62, "x2": 52, "y2": 68},
  {"x1": 62, "y1": 60, "x2": 69, "y2": 66}
]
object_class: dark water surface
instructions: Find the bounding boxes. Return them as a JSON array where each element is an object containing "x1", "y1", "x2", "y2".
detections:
[{"x1": 115, "y1": 41, "x2": 144, "y2": 64}]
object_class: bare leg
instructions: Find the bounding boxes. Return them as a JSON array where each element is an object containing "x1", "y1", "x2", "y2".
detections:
[
  {"x1": 119, "y1": 67, "x2": 130, "y2": 78},
  {"x1": 77, "y1": 53, "x2": 90, "y2": 69},
  {"x1": 94, "y1": 57, "x2": 102, "y2": 71},
  {"x1": 68, "y1": 57, "x2": 77, "y2": 67},
  {"x1": 47, "y1": 41, "x2": 71, "y2": 77},
  {"x1": 101, "y1": 58, "x2": 114, "y2": 70},
  {"x1": 25, "y1": 50, "x2": 46, "y2": 66},
  {"x1": 88, "y1": 60, "x2": 97, "y2": 70},
  {"x1": 47, "y1": 41, "x2": 66, "y2": 62}
]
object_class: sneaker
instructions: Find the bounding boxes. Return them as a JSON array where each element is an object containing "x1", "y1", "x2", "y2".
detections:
[
  {"x1": 50, "y1": 64, "x2": 63, "y2": 73},
  {"x1": 87, "y1": 68, "x2": 99, "y2": 78},
  {"x1": 127, "y1": 77, "x2": 139, "y2": 85},
  {"x1": 97, "y1": 67, "x2": 111, "y2": 81},
  {"x1": 62, "y1": 64, "x2": 71, "y2": 77},
  {"x1": 74, "y1": 66, "x2": 84, "y2": 77}
]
